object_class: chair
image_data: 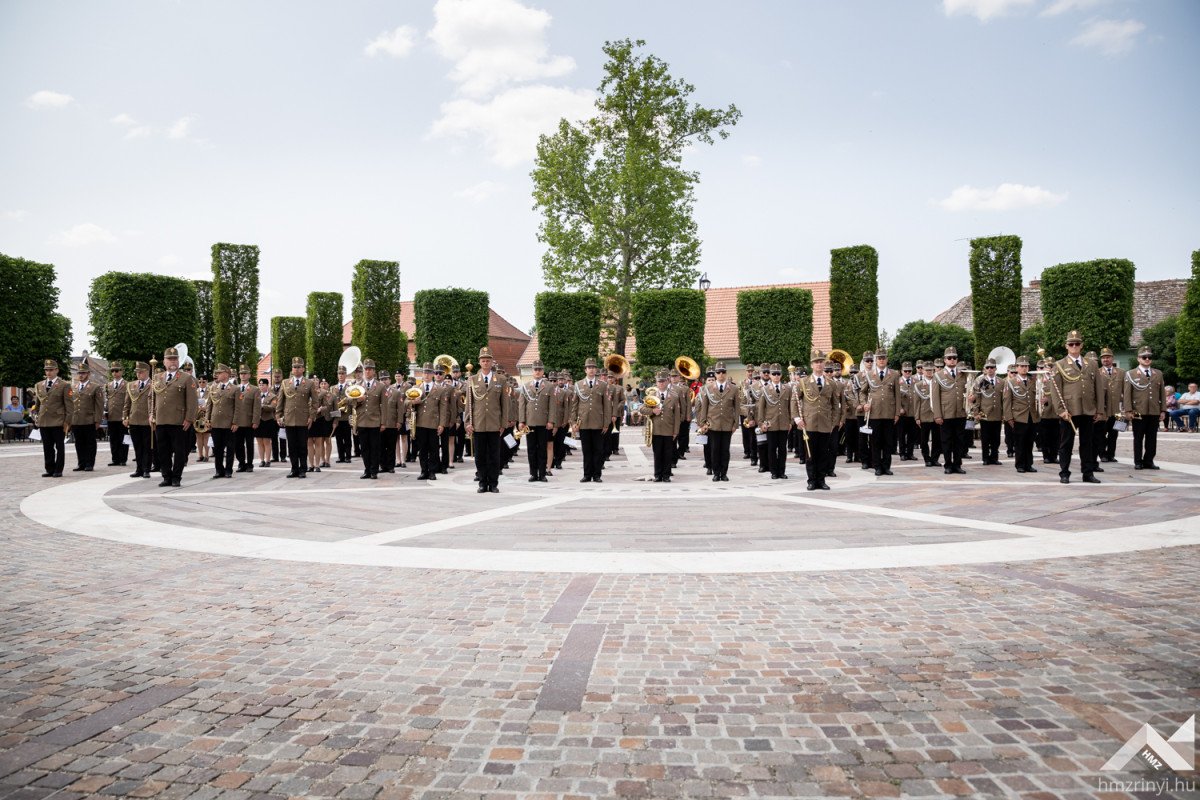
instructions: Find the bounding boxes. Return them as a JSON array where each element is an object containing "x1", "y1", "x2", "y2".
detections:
[{"x1": 1, "y1": 409, "x2": 31, "y2": 441}]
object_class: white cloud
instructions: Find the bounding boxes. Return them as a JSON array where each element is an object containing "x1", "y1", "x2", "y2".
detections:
[
  {"x1": 454, "y1": 180, "x2": 505, "y2": 203},
  {"x1": 741, "y1": 154, "x2": 762, "y2": 168},
  {"x1": 430, "y1": 84, "x2": 594, "y2": 167},
  {"x1": 938, "y1": 183, "x2": 1068, "y2": 211},
  {"x1": 365, "y1": 25, "x2": 417, "y2": 58},
  {"x1": 110, "y1": 113, "x2": 137, "y2": 126},
  {"x1": 2, "y1": 210, "x2": 29, "y2": 221},
  {"x1": 1041, "y1": 0, "x2": 1105, "y2": 16},
  {"x1": 168, "y1": 115, "x2": 196, "y2": 139},
  {"x1": 942, "y1": 0, "x2": 1036, "y2": 21},
  {"x1": 1071, "y1": 18, "x2": 1144, "y2": 55},
  {"x1": 25, "y1": 90, "x2": 74, "y2": 109},
  {"x1": 51, "y1": 222, "x2": 118, "y2": 246},
  {"x1": 428, "y1": 0, "x2": 575, "y2": 98}
]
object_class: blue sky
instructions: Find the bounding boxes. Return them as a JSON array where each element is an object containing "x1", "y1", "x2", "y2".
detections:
[{"x1": 3, "y1": 0, "x2": 1197, "y2": 356}]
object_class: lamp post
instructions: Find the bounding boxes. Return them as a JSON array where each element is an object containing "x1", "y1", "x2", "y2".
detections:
[{"x1": 698, "y1": 273, "x2": 711, "y2": 292}]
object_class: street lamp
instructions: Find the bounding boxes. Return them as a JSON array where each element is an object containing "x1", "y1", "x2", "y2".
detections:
[{"x1": 698, "y1": 272, "x2": 711, "y2": 291}]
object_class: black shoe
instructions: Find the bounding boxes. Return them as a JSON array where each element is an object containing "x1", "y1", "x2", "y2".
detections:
[
  {"x1": 825, "y1": 472, "x2": 835, "y2": 478},
  {"x1": 72, "y1": 466, "x2": 84, "y2": 472},
  {"x1": 662, "y1": 476, "x2": 671, "y2": 482},
  {"x1": 770, "y1": 474, "x2": 779, "y2": 480},
  {"x1": 1026, "y1": 467, "x2": 1037, "y2": 473},
  {"x1": 1016, "y1": 468, "x2": 1026, "y2": 474},
  {"x1": 42, "y1": 471, "x2": 53, "y2": 477},
  {"x1": 720, "y1": 475, "x2": 729, "y2": 482},
  {"x1": 159, "y1": 480, "x2": 172, "y2": 487},
  {"x1": 1092, "y1": 466, "x2": 1104, "y2": 472},
  {"x1": 1060, "y1": 476, "x2": 1070, "y2": 484},
  {"x1": 297, "y1": 473, "x2": 306, "y2": 479},
  {"x1": 107, "y1": 461, "x2": 120, "y2": 466},
  {"x1": 757, "y1": 467, "x2": 769, "y2": 474},
  {"x1": 953, "y1": 467, "x2": 966, "y2": 474},
  {"x1": 780, "y1": 474, "x2": 789, "y2": 480},
  {"x1": 861, "y1": 464, "x2": 871, "y2": 470},
  {"x1": 1146, "y1": 464, "x2": 1160, "y2": 470},
  {"x1": 806, "y1": 481, "x2": 816, "y2": 491},
  {"x1": 1134, "y1": 464, "x2": 1144, "y2": 470},
  {"x1": 477, "y1": 486, "x2": 488, "y2": 493},
  {"x1": 171, "y1": 479, "x2": 181, "y2": 487},
  {"x1": 580, "y1": 476, "x2": 592, "y2": 483},
  {"x1": 286, "y1": 472, "x2": 298, "y2": 478},
  {"x1": 488, "y1": 487, "x2": 499, "y2": 493},
  {"x1": 944, "y1": 468, "x2": 953, "y2": 475},
  {"x1": 82, "y1": 466, "x2": 93, "y2": 471},
  {"x1": 881, "y1": 469, "x2": 893, "y2": 476},
  {"x1": 212, "y1": 474, "x2": 223, "y2": 480},
  {"x1": 360, "y1": 473, "x2": 371, "y2": 479},
  {"x1": 1083, "y1": 475, "x2": 1101, "y2": 484},
  {"x1": 593, "y1": 477, "x2": 602, "y2": 483},
  {"x1": 818, "y1": 482, "x2": 830, "y2": 490},
  {"x1": 129, "y1": 471, "x2": 141, "y2": 478}
]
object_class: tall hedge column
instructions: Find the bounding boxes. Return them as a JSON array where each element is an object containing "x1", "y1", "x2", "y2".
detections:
[
  {"x1": 350, "y1": 260, "x2": 404, "y2": 372},
  {"x1": 830, "y1": 245, "x2": 879, "y2": 356},
  {"x1": 270, "y1": 317, "x2": 306, "y2": 373},
  {"x1": 1176, "y1": 250, "x2": 1200, "y2": 382},
  {"x1": 212, "y1": 243, "x2": 260, "y2": 369},
  {"x1": 737, "y1": 287, "x2": 813, "y2": 367},
  {"x1": 534, "y1": 292, "x2": 601, "y2": 372},
  {"x1": 413, "y1": 289, "x2": 489, "y2": 368},
  {"x1": 630, "y1": 289, "x2": 706, "y2": 369},
  {"x1": 1041, "y1": 259, "x2": 1135, "y2": 352},
  {"x1": 0, "y1": 253, "x2": 71, "y2": 387},
  {"x1": 88, "y1": 272, "x2": 200, "y2": 367},
  {"x1": 969, "y1": 235, "x2": 1022, "y2": 364},
  {"x1": 193, "y1": 279, "x2": 215, "y2": 377},
  {"x1": 306, "y1": 292, "x2": 343, "y2": 380}
]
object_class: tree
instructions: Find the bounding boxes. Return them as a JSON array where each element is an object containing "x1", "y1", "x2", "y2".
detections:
[
  {"x1": 535, "y1": 292, "x2": 601, "y2": 372},
  {"x1": 630, "y1": 288, "x2": 706, "y2": 369},
  {"x1": 1041, "y1": 259, "x2": 1135, "y2": 353},
  {"x1": 736, "y1": 288, "x2": 813, "y2": 367},
  {"x1": 1019, "y1": 322, "x2": 1050, "y2": 364},
  {"x1": 969, "y1": 235, "x2": 1022, "y2": 364},
  {"x1": 888, "y1": 320, "x2": 975, "y2": 372},
  {"x1": 532, "y1": 38, "x2": 740, "y2": 355},
  {"x1": 350, "y1": 260, "x2": 404, "y2": 372},
  {"x1": 0, "y1": 253, "x2": 69, "y2": 388},
  {"x1": 829, "y1": 245, "x2": 879, "y2": 357},
  {"x1": 88, "y1": 272, "x2": 200, "y2": 368},
  {"x1": 193, "y1": 279, "x2": 215, "y2": 377},
  {"x1": 1132, "y1": 315, "x2": 1178, "y2": 386},
  {"x1": 306, "y1": 292, "x2": 343, "y2": 381},
  {"x1": 413, "y1": 289, "x2": 489, "y2": 368},
  {"x1": 212, "y1": 243, "x2": 260, "y2": 370},
  {"x1": 270, "y1": 316, "x2": 307, "y2": 373},
  {"x1": 1177, "y1": 250, "x2": 1200, "y2": 383}
]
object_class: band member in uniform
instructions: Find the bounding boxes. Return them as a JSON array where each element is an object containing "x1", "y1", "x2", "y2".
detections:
[
  {"x1": 794, "y1": 349, "x2": 840, "y2": 490},
  {"x1": 756, "y1": 362, "x2": 793, "y2": 479},
  {"x1": 672, "y1": 369, "x2": 691, "y2": 463},
  {"x1": 465, "y1": 347, "x2": 509, "y2": 492},
  {"x1": 412, "y1": 363, "x2": 450, "y2": 480},
  {"x1": 450, "y1": 364, "x2": 467, "y2": 463},
  {"x1": 194, "y1": 377, "x2": 210, "y2": 462},
  {"x1": 270, "y1": 368, "x2": 287, "y2": 463},
  {"x1": 930, "y1": 346, "x2": 968, "y2": 475},
  {"x1": 1098, "y1": 347, "x2": 1124, "y2": 463},
  {"x1": 842, "y1": 364, "x2": 861, "y2": 463},
  {"x1": 913, "y1": 362, "x2": 937, "y2": 467},
  {"x1": 739, "y1": 367, "x2": 759, "y2": 466},
  {"x1": 206, "y1": 364, "x2": 237, "y2": 478},
  {"x1": 754, "y1": 363, "x2": 772, "y2": 471},
  {"x1": 860, "y1": 348, "x2": 901, "y2": 476},
  {"x1": 697, "y1": 362, "x2": 738, "y2": 482},
  {"x1": 105, "y1": 361, "x2": 129, "y2": 466},
  {"x1": 255, "y1": 378, "x2": 276, "y2": 467},
  {"x1": 1002, "y1": 355, "x2": 1039, "y2": 473},
  {"x1": 969, "y1": 357, "x2": 1004, "y2": 465},
  {"x1": 149, "y1": 346, "x2": 198, "y2": 487},
  {"x1": 572, "y1": 357, "x2": 612, "y2": 482},
  {"x1": 123, "y1": 361, "x2": 153, "y2": 478},
  {"x1": 333, "y1": 365, "x2": 353, "y2": 463},
  {"x1": 231, "y1": 365, "x2": 260, "y2": 472},
  {"x1": 310, "y1": 378, "x2": 334, "y2": 470},
  {"x1": 896, "y1": 362, "x2": 918, "y2": 461},
  {"x1": 1036, "y1": 359, "x2": 1059, "y2": 464},
  {"x1": 606, "y1": 370, "x2": 623, "y2": 458},
  {"x1": 822, "y1": 361, "x2": 842, "y2": 478},
  {"x1": 435, "y1": 366, "x2": 454, "y2": 474},
  {"x1": 642, "y1": 370, "x2": 676, "y2": 482},
  {"x1": 1050, "y1": 330, "x2": 1104, "y2": 484},
  {"x1": 70, "y1": 360, "x2": 104, "y2": 471},
  {"x1": 345, "y1": 359, "x2": 386, "y2": 479},
  {"x1": 276, "y1": 357, "x2": 317, "y2": 478},
  {"x1": 1124, "y1": 345, "x2": 1168, "y2": 470},
  {"x1": 35, "y1": 358, "x2": 70, "y2": 477},
  {"x1": 377, "y1": 373, "x2": 397, "y2": 473},
  {"x1": 518, "y1": 359, "x2": 554, "y2": 482},
  {"x1": 1003, "y1": 363, "x2": 1018, "y2": 457}
]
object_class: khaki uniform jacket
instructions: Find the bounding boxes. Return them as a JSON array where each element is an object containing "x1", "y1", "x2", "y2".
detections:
[
  {"x1": 259, "y1": 389, "x2": 277, "y2": 423},
  {"x1": 70, "y1": 381, "x2": 105, "y2": 426},
  {"x1": 518, "y1": 378, "x2": 555, "y2": 427},
  {"x1": 233, "y1": 382, "x2": 262, "y2": 427},
  {"x1": 1123, "y1": 366, "x2": 1168, "y2": 417},
  {"x1": 314, "y1": 388, "x2": 334, "y2": 421},
  {"x1": 845, "y1": 377, "x2": 863, "y2": 418},
  {"x1": 150, "y1": 371, "x2": 198, "y2": 426},
  {"x1": 34, "y1": 377, "x2": 71, "y2": 427},
  {"x1": 970, "y1": 375, "x2": 1004, "y2": 422},
  {"x1": 1050, "y1": 356, "x2": 1104, "y2": 418},
  {"x1": 571, "y1": 378, "x2": 611, "y2": 431},
  {"x1": 833, "y1": 378, "x2": 848, "y2": 427},
  {"x1": 381, "y1": 386, "x2": 399, "y2": 428},
  {"x1": 697, "y1": 382, "x2": 739, "y2": 432},
  {"x1": 413, "y1": 382, "x2": 451, "y2": 429},
  {"x1": 1001, "y1": 374, "x2": 1039, "y2": 424},
  {"x1": 860, "y1": 369, "x2": 902, "y2": 419},
  {"x1": 348, "y1": 379, "x2": 387, "y2": 428},
  {"x1": 914, "y1": 379, "x2": 936, "y2": 424},
  {"x1": 550, "y1": 384, "x2": 574, "y2": 427},
  {"x1": 929, "y1": 368, "x2": 968, "y2": 420},
  {"x1": 122, "y1": 379, "x2": 152, "y2": 426},
  {"x1": 465, "y1": 371, "x2": 509, "y2": 433},
  {"x1": 792, "y1": 375, "x2": 840, "y2": 433},
  {"x1": 677, "y1": 382, "x2": 694, "y2": 421},
  {"x1": 740, "y1": 381, "x2": 761, "y2": 423},
  {"x1": 648, "y1": 386, "x2": 680, "y2": 435},
  {"x1": 104, "y1": 379, "x2": 126, "y2": 422},
  {"x1": 206, "y1": 382, "x2": 237, "y2": 428},
  {"x1": 897, "y1": 377, "x2": 917, "y2": 418},
  {"x1": 1098, "y1": 366, "x2": 1125, "y2": 417},
  {"x1": 276, "y1": 377, "x2": 318, "y2": 426},
  {"x1": 606, "y1": 382, "x2": 623, "y2": 424},
  {"x1": 756, "y1": 381, "x2": 793, "y2": 432}
]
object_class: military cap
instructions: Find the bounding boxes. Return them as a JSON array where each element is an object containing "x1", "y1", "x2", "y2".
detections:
[
  {"x1": 531, "y1": 359, "x2": 544, "y2": 369},
  {"x1": 669, "y1": 368, "x2": 680, "y2": 377},
  {"x1": 181, "y1": 361, "x2": 193, "y2": 371},
  {"x1": 943, "y1": 346, "x2": 958, "y2": 358},
  {"x1": 759, "y1": 362, "x2": 771, "y2": 373},
  {"x1": 823, "y1": 363, "x2": 836, "y2": 372},
  {"x1": 810, "y1": 349, "x2": 826, "y2": 362},
  {"x1": 239, "y1": 364, "x2": 250, "y2": 373},
  {"x1": 164, "y1": 346, "x2": 179, "y2": 357},
  {"x1": 479, "y1": 346, "x2": 494, "y2": 360},
  {"x1": 924, "y1": 361, "x2": 936, "y2": 370},
  {"x1": 714, "y1": 362, "x2": 727, "y2": 372},
  {"x1": 584, "y1": 357, "x2": 597, "y2": 368},
  {"x1": 1100, "y1": 347, "x2": 1114, "y2": 357},
  {"x1": 935, "y1": 357, "x2": 945, "y2": 367},
  {"x1": 271, "y1": 367, "x2": 282, "y2": 375},
  {"x1": 1015, "y1": 355, "x2": 1029, "y2": 366},
  {"x1": 561, "y1": 369, "x2": 572, "y2": 379},
  {"x1": 656, "y1": 370, "x2": 669, "y2": 381},
  {"x1": 875, "y1": 348, "x2": 887, "y2": 358},
  {"x1": 902, "y1": 361, "x2": 912, "y2": 370},
  {"x1": 76, "y1": 360, "x2": 91, "y2": 374},
  {"x1": 706, "y1": 370, "x2": 716, "y2": 378},
  {"x1": 43, "y1": 358, "x2": 58, "y2": 370},
  {"x1": 1138, "y1": 345, "x2": 1153, "y2": 357},
  {"x1": 451, "y1": 363, "x2": 461, "y2": 373},
  {"x1": 985, "y1": 358, "x2": 997, "y2": 367},
  {"x1": 422, "y1": 362, "x2": 434, "y2": 372},
  {"x1": 108, "y1": 360, "x2": 123, "y2": 372},
  {"x1": 135, "y1": 361, "x2": 150, "y2": 371},
  {"x1": 849, "y1": 364, "x2": 859, "y2": 373},
  {"x1": 362, "y1": 358, "x2": 376, "y2": 369},
  {"x1": 290, "y1": 356, "x2": 303, "y2": 368},
  {"x1": 770, "y1": 363, "x2": 782, "y2": 373},
  {"x1": 215, "y1": 363, "x2": 231, "y2": 374},
  {"x1": 1066, "y1": 330, "x2": 1083, "y2": 345}
]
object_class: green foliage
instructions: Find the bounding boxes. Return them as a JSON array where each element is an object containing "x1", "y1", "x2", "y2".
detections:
[
  {"x1": 270, "y1": 317, "x2": 306, "y2": 373},
  {"x1": 1040, "y1": 259, "x2": 1135, "y2": 352},
  {"x1": 305, "y1": 292, "x2": 343, "y2": 380},
  {"x1": 350, "y1": 260, "x2": 404, "y2": 372},
  {"x1": 630, "y1": 288, "x2": 705, "y2": 369},
  {"x1": 211, "y1": 243, "x2": 260, "y2": 369},
  {"x1": 1019, "y1": 322, "x2": 1052, "y2": 363},
  {"x1": 829, "y1": 245, "x2": 879, "y2": 357},
  {"x1": 533, "y1": 38, "x2": 740, "y2": 354},
  {"x1": 1176, "y1": 250, "x2": 1200, "y2": 383},
  {"x1": 1131, "y1": 315, "x2": 1178, "y2": 386},
  {"x1": 0, "y1": 253, "x2": 69, "y2": 388},
  {"x1": 736, "y1": 288, "x2": 813, "y2": 366},
  {"x1": 413, "y1": 288, "x2": 489, "y2": 369},
  {"x1": 87, "y1": 272, "x2": 200, "y2": 369},
  {"x1": 969, "y1": 235, "x2": 1022, "y2": 364},
  {"x1": 193, "y1": 279, "x2": 215, "y2": 377},
  {"x1": 534, "y1": 292, "x2": 601, "y2": 372},
  {"x1": 888, "y1": 320, "x2": 975, "y2": 371}
]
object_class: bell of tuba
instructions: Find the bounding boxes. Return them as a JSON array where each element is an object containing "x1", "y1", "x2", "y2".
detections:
[
  {"x1": 604, "y1": 353, "x2": 630, "y2": 379},
  {"x1": 827, "y1": 349, "x2": 854, "y2": 376},
  {"x1": 337, "y1": 346, "x2": 362, "y2": 377},
  {"x1": 675, "y1": 355, "x2": 701, "y2": 381},
  {"x1": 988, "y1": 345, "x2": 1016, "y2": 374},
  {"x1": 435, "y1": 353, "x2": 458, "y2": 376}
]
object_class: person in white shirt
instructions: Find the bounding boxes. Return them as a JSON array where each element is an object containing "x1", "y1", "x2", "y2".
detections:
[{"x1": 1171, "y1": 383, "x2": 1199, "y2": 431}]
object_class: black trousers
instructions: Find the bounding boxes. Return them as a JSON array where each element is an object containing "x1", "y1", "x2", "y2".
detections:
[
  {"x1": 919, "y1": 421, "x2": 939, "y2": 464},
  {"x1": 767, "y1": 429, "x2": 788, "y2": 477},
  {"x1": 358, "y1": 426, "x2": 381, "y2": 476},
  {"x1": 107, "y1": 420, "x2": 128, "y2": 464},
  {"x1": 843, "y1": 417, "x2": 860, "y2": 459},
  {"x1": 857, "y1": 423, "x2": 873, "y2": 468},
  {"x1": 439, "y1": 427, "x2": 451, "y2": 472},
  {"x1": 1132, "y1": 417, "x2": 1158, "y2": 467},
  {"x1": 156, "y1": 424, "x2": 189, "y2": 482},
  {"x1": 607, "y1": 417, "x2": 621, "y2": 456},
  {"x1": 40, "y1": 426, "x2": 65, "y2": 474},
  {"x1": 73, "y1": 425, "x2": 97, "y2": 469},
  {"x1": 1057, "y1": 415, "x2": 1095, "y2": 479},
  {"x1": 473, "y1": 431, "x2": 502, "y2": 489},
  {"x1": 805, "y1": 430, "x2": 829, "y2": 484},
  {"x1": 285, "y1": 426, "x2": 308, "y2": 473},
  {"x1": 940, "y1": 417, "x2": 966, "y2": 470},
  {"x1": 980, "y1": 420, "x2": 1002, "y2": 463},
  {"x1": 580, "y1": 428, "x2": 606, "y2": 478},
  {"x1": 652, "y1": 434, "x2": 674, "y2": 479},
  {"x1": 335, "y1": 420, "x2": 352, "y2": 461},
  {"x1": 870, "y1": 418, "x2": 895, "y2": 472},
  {"x1": 129, "y1": 424, "x2": 152, "y2": 474},
  {"x1": 675, "y1": 420, "x2": 690, "y2": 458},
  {"x1": 381, "y1": 428, "x2": 398, "y2": 471},
  {"x1": 789, "y1": 426, "x2": 800, "y2": 460},
  {"x1": 741, "y1": 419, "x2": 756, "y2": 462},
  {"x1": 236, "y1": 426, "x2": 256, "y2": 469},
  {"x1": 454, "y1": 422, "x2": 466, "y2": 461},
  {"x1": 211, "y1": 427, "x2": 235, "y2": 475},
  {"x1": 1039, "y1": 418, "x2": 1059, "y2": 461},
  {"x1": 1003, "y1": 421, "x2": 1014, "y2": 455},
  {"x1": 823, "y1": 427, "x2": 839, "y2": 476},
  {"x1": 1098, "y1": 416, "x2": 1117, "y2": 460},
  {"x1": 553, "y1": 425, "x2": 567, "y2": 467},
  {"x1": 416, "y1": 426, "x2": 439, "y2": 475},
  {"x1": 709, "y1": 429, "x2": 732, "y2": 478},
  {"x1": 525, "y1": 425, "x2": 549, "y2": 478},
  {"x1": 1012, "y1": 421, "x2": 1035, "y2": 472},
  {"x1": 898, "y1": 416, "x2": 918, "y2": 458}
]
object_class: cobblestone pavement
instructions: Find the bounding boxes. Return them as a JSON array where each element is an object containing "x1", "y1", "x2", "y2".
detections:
[{"x1": 1, "y1": 434, "x2": 1198, "y2": 799}]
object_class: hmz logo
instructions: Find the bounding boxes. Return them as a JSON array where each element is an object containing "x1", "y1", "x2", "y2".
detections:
[{"x1": 1102, "y1": 715, "x2": 1195, "y2": 773}]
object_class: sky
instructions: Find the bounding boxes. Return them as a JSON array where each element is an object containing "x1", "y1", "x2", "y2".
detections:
[{"x1": 2, "y1": 0, "x2": 1198, "y2": 357}]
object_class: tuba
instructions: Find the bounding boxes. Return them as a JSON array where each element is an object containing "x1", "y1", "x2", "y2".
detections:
[
  {"x1": 642, "y1": 387, "x2": 660, "y2": 446},
  {"x1": 604, "y1": 353, "x2": 630, "y2": 379},
  {"x1": 675, "y1": 355, "x2": 701, "y2": 381},
  {"x1": 435, "y1": 353, "x2": 458, "y2": 376},
  {"x1": 827, "y1": 349, "x2": 854, "y2": 376},
  {"x1": 988, "y1": 345, "x2": 1016, "y2": 374}
]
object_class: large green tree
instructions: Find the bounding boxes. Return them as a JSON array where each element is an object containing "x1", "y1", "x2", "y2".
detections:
[
  {"x1": 1133, "y1": 315, "x2": 1178, "y2": 386},
  {"x1": 829, "y1": 245, "x2": 879, "y2": 357},
  {"x1": 350, "y1": 260, "x2": 404, "y2": 372},
  {"x1": 1041, "y1": 259, "x2": 1134, "y2": 352},
  {"x1": 193, "y1": 279, "x2": 215, "y2": 377},
  {"x1": 888, "y1": 320, "x2": 975, "y2": 372},
  {"x1": 0, "y1": 253, "x2": 70, "y2": 388},
  {"x1": 306, "y1": 292, "x2": 343, "y2": 381},
  {"x1": 969, "y1": 235, "x2": 1022, "y2": 364},
  {"x1": 532, "y1": 38, "x2": 740, "y2": 355},
  {"x1": 211, "y1": 243, "x2": 260, "y2": 369},
  {"x1": 88, "y1": 272, "x2": 200, "y2": 368},
  {"x1": 1176, "y1": 250, "x2": 1200, "y2": 383}
]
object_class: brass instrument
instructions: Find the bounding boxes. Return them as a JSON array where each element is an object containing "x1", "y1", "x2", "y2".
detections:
[
  {"x1": 826, "y1": 349, "x2": 854, "y2": 377},
  {"x1": 641, "y1": 387, "x2": 660, "y2": 408},
  {"x1": 675, "y1": 355, "x2": 701, "y2": 381},
  {"x1": 604, "y1": 353, "x2": 630, "y2": 379},
  {"x1": 405, "y1": 382, "x2": 423, "y2": 400},
  {"x1": 642, "y1": 387, "x2": 661, "y2": 447},
  {"x1": 435, "y1": 353, "x2": 458, "y2": 376}
]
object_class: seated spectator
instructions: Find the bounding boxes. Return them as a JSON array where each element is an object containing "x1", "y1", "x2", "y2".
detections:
[
  {"x1": 1164, "y1": 386, "x2": 1180, "y2": 430},
  {"x1": 1171, "y1": 382, "x2": 1200, "y2": 432},
  {"x1": 4, "y1": 393, "x2": 24, "y2": 414}
]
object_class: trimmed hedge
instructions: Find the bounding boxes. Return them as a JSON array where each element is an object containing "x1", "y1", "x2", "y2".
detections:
[
  {"x1": 413, "y1": 288, "x2": 489, "y2": 369},
  {"x1": 88, "y1": 272, "x2": 200, "y2": 369},
  {"x1": 1019, "y1": 322, "x2": 1050, "y2": 363},
  {"x1": 0, "y1": 253, "x2": 69, "y2": 388},
  {"x1": 350, "y1": 260, "x2": 404, "y2": 373},
  {"x1": 830, "y1": 244, "x2": 879, "y2": 357},
  {"x1": 534, "y1": 292, "x2": 601, "y2": 371},
  {"x1": 889, "y1": 320, "x2": 975, "y2": 371},
  {"x1": 1176, "y1": 250, "x2": 1200, "y2": 383},
  {"x1": 969, "y1": 235, "x2": 1022, "y2": 365},
  {"x1": 630, "y1": 288, "x2": 705, "y2": 368},
  {"x1": 1133, "y1": 314, "x2": 1178, "y2": 386},
  {"x1": 193, "y1": 279, "x2": 215, "y2": 378},
  {"x1": 1041, "y1": 259, "x2": 1135, "y2": 352},
  {"x1": 270, "y1": 316, "x2": 306, "y2": 373},
  {"x1": 306, "y1": 292, "x2": 343, "y2": 381},
  {"x1": 737, "y1": 287, "x2": 813, "y2": 366},
  {"x1": 212, "y1": 243, "x2": 260, "y2": 370}
]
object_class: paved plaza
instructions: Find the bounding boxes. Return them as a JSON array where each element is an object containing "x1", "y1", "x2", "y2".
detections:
[{"x1": 1, "y1": 434, "x2": 1198, "y2": 799}]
